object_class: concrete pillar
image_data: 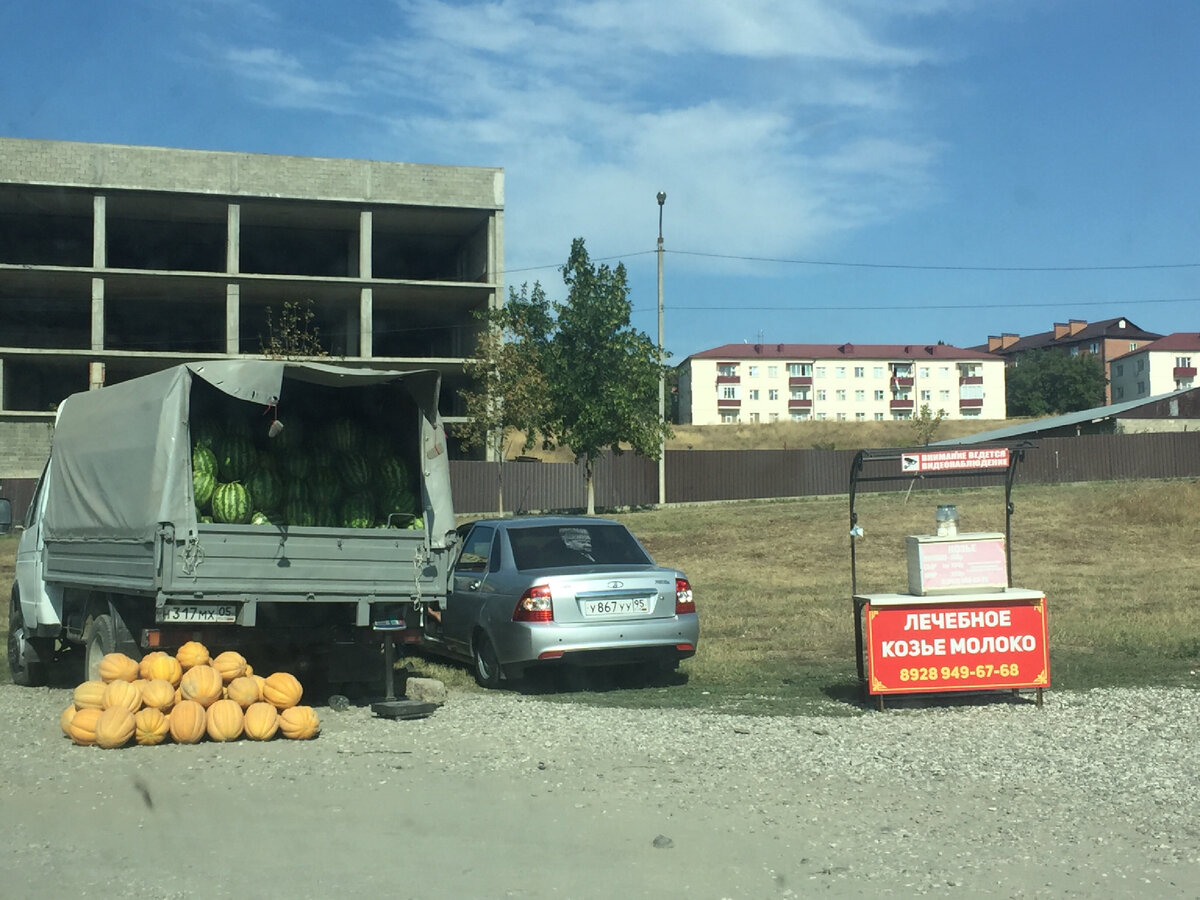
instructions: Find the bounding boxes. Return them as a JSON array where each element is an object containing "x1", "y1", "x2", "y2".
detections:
[
  {"x1": 226, "y1": 283, "x2": 240, "y2": 354},
  {"x1": 359, "y1": 288, "x2": 373, "y2": 358},
  {"x1": 0, "y1": 358, "x2": 5, "y2": 411},
  {"x1": 226, "y1": 203, "x2": 240, "y2": 274},
  {"x1": 359, "y1": 210, "x2": 372, "y2": 279},
  {"x1": 92, "y1": 194, "x2": 106, "y2": 269},
  {"x1": 91, "y1": 278, "x2": 104, "y2": 351}
]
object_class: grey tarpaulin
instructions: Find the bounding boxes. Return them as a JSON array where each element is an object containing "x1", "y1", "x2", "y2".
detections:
[{"x1": 42, "y1": 360, "x2": 455, "y2": 548}]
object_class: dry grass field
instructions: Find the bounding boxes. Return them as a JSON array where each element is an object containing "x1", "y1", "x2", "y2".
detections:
[{"x1": 3, "y1": 476, "x2": 1198, "y2": 711}]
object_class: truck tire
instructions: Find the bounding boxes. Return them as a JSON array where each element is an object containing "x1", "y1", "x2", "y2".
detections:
[
  {"x1": 83, "y1": 614, "x2": 119, "y2": 682},
  {"x1": 472, "y1": 632, "x2": 504, "y2": 690},
  {"x1": 8, "y1": 589, "x2": 47, "y2": 687}
]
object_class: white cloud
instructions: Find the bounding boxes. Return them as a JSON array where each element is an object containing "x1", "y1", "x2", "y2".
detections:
[{"x1": 209, "y1": 0, "x2": 947, "y2": 276}]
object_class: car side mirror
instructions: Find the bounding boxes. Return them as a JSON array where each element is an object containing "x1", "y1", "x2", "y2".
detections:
[{"x1": 0, "y1": 498, "x2": 12, "y2": 535}]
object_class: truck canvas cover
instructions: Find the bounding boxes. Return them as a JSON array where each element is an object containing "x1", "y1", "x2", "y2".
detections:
[{"x1": 42, "y1": 359, "x2": 454, "y2": 548}]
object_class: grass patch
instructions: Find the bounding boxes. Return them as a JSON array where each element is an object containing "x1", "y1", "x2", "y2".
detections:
[{"x1": 5, "y1": 480, "x2": 1200, "y2": 708}]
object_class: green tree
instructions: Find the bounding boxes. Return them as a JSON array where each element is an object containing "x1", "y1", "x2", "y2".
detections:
[
  {"x1": 260, "y1": 299, "x2": 328, "y2": 359},
  {"x1": 1005, "y1": 350, "x2": 1108, "y2": 417},
  {"x1": 547, "y1": 239, "x2": 671, "y2": 514},
  {"x1": 458, "y1": 283, "x2": 554, "y2": 513},
  {"x1": 910, "y1": 404, "x2": 947, "y2": 446}
]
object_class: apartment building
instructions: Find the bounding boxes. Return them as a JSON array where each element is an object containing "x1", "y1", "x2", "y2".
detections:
[
  {"x1": 976, "y1": 317, "x2": 1161, "y2": 403},
  {"x1": 677, "y1": 342, "x2": 1006, "y2": 425},
  {"x1": 1109, "y1": 332, "x2": 1200, "y2": 402},
  {"x1": 0, "y1": 137, "x2": 504, "y2": 472}
]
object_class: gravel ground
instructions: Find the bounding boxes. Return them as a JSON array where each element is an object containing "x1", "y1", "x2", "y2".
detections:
[{"x1": 1, "y1": 683, "x2": 1198, "y2": 899}]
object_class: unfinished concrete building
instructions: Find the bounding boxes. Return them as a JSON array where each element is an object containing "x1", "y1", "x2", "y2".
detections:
[{"x1": 0, "y1": 137, "x2": 504, "y2": 474}]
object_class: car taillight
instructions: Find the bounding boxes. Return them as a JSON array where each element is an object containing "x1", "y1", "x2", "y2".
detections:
[
  {"x1": 513, "y1": 584, "x2": 554, "y2": 623},
  {"x1": 675, "y1": 578, "x2": 695, "y2": 615}
]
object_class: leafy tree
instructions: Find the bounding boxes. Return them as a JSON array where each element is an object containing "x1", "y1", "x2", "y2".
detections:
[
  {"x1": 458, "y1": 283, "x2": 554, "y2": 513},
  {"x1": 260, "y1": 300, "x2": 328, "y2": 359},
  {"x1": 460, "y1": 239, "x2": 671, "y2": 515},
  {"x1": 1005, "y1": 350, "x2": 1108, "y2": 417},
  {"x1": 910, "y1": 404, "x2": 947, "y2": 446},
  {"x1": 547, "y1": 239, "x2": 672, "y2": 514}
]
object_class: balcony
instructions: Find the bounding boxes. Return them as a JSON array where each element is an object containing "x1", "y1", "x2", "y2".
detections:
[
  {"x1": 787, "y1": 399, "x2": 812, "y2": 409},
  {"x1": 959, "y1": 397, "x2": 984, "y2": 408},
  {"x1": 959, "y1": 375, "x2": 984, "y2": 385},
  {"x1": 717, "y1": 398, "x2": 741, "y2": 408},
  {"x1": 788, "y1": 376, "x2": 813, "y2": 387},
  {"x1": 889, "y1": 398, "x2": 914, "y2": 410},
  {"x1": 716, "y1": 375, "x2": 741, "y2": 384},
  {"x1": 890, "y1": 376, "x2": 914, "y2": 388},
  {"x1": 1174, "y1": 366, "x2": 1197, "y2": 379}
]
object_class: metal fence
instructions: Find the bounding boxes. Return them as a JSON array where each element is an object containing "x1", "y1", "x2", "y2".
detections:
[{"x1": 4, "y1": 432, "x2": 1198, "y2": 524}]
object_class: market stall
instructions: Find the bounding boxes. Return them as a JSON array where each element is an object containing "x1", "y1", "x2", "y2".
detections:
[{"x1": 849, "y1": 443, "x2": 1049, "y2": 710}]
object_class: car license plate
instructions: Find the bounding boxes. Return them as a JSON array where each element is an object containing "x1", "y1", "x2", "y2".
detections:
[
  {"x1": 162, "y1": 604, "x2": 237, "y2": 623},
  {"x1": 581, "y1": 597, "x2": 653, "y2": 618}
]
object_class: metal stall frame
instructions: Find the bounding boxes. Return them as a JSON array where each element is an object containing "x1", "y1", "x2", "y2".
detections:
[{"x1": 849, "y1": 441, "x2": 1039, "y2": 709}]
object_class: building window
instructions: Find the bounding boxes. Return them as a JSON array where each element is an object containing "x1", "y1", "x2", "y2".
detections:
[
  {"x1": 816, "y1": 389, "x2": 827, "y2": 401},
  {"x1": 835, "y1": 366, "x2": 846, "y2": 378},
  {"x1": 962, "y1": 408, "x2": 980, "y2": 418},
  {"x1": 1115, "y1": 364, "x2": 1124, "y2": 377},
  {"x1": 940, "y1": 390, "x2": 951, "y2": 401},
  {"x1": 855, "y1": 390, "x2": 865, "y2": 401},
  {"x1": 1070, "y1": 346, "x2": 1079, "y2": 356},
  {"x1": 748, "y1": 389, "x2": 759, "y2": 400},
  {"x1": 767, "y1": 366, "x2": 778, "y2": 378},
  {"x1": 721, "y1": 412, "x2": 739, "y2": 423},
  {"x1": 1177, "y1": 356, "x2": 1193, "y2": 367},
  {"x1": 939, "y1": 367, "x2": 950, "y2": 377},
  {"x1": 854, "y1": 366, "x2": 865, "y2": 378},
  {"x1": 788, "y1": 363, "x2": 812, "y2": 377},
  {"x1": 769, "y1": 412, "x2": 779, "y2": 422},
  {"x1": 836, "y1": 389, "x2": 847, "y2": 401},
  {"x1": 1137, "y1": 381, "x2": 1147, "y2": 394},
  {"x1": 814, "y1": 366, "x2": 826, "y2": 377},
  {"x1": 1130, "y1": 342, "x2": 1138, "y2": 351},
  {"x1": 768, "y1": 389, "x2": 779, "y2": 400},
  {"x1": 718, "y1": 363, "x2": 737, "y2": 377},
  {"x1": 748, "y1": 365, "x2": 759, "y2": 377},
  {"x1": 1089, "y1": 342, "x2": 1099, "y2": 354},
  {"x1": 1115, "y1": 386, "x2": 1124, "y2": 400},
  {"x1": 836, "y1": 412, "x2": 846, "y2": 421},
  {"x1": 1137, "y1": 359, "x2": 1145, "y2": 372},
  {"x1": 919, "y1": 367, "x2": 930, "y2": 378},
  {"x1": 816, "y1": 412, "x2": 826, "y2": 421},
  {"x1": 874, "y1": 389, "x2": 885, "y2": 401},
  {"x1": 920, "y1": 389, "x2": 931, "y2": 401},
  {"x1": 874, "y1": 413, "x2": 884, "y2": 421},
  {"x1": 790, "y1": 411, "x2": 810, "y2": 421},
  {"x1": 791, "y1": 388, "x2": 810, "y2": 400},
  {"x1": 722, "y1": 385, "x2": 738, "y2": 399},
  {"x1": 874, "y1": 367, "x2": 885, "y2": 378},
  {"x1": 748, "y1": 412, "x2": 760, "y2": 423},
  {"x1": 855, "y1": 412, "x2": 866, "y2": 421}
]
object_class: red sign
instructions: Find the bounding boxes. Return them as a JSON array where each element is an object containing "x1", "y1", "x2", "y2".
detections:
[
  {"x1": 901, "y1": 448, "x2": 1010, "y2": 474},
  {"x1": 865, "y1": 597, "x2": 1049, "y2": 694}
]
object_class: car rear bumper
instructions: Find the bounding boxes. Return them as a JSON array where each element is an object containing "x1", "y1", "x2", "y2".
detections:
[{"x1": 490, "y1": 614, "x2": 700, "y2": 668}]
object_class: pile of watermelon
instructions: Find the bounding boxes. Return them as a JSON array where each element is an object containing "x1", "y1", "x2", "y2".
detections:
[{"x1": 191, "y1": 412, "x2": 423, "y2": 530}]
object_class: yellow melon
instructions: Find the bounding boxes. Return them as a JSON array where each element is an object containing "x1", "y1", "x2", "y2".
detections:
[
  {"x1": 168, "y1": 700, "x2": 207, "y2": 744},
  {"x1": 175, "y1": 640, "x2": 210, "y2": 670},
  {"x1": 262, "y1": 672, "x2": 303, "y2": 710},
  {"x1": 98, "y1": 652, "x2": 139, "y2": 683},
  {"x1": 73, "y1": 680, "x2": 108, "y2": 711},
  {"x1": 102, "y1": 679, "x2": 143, "y2": 714},
  {"x1": 95, "y1": 707, "x2": 136, "y2": 749},
  {"x1": 205, "y1": 698, "x2": 245, "y2": 742},
  {"x1": 140, "y1": 678, "x2": 176, "y2": 713},
  {"x1": 212, "y1": 650, "x2": 247, "y2": 684},
  {"x1": 68, "y1": 707, "x2": 103, "y2": 746},
  {"x1": 134, "y1": 707, "x2": 170, "y2": 746},
  {"x1": 180, "y1": 664, "x2": 224, "y2": 708},
  {"x1": 243, "y1": 702, "x2": 280, "y2": 741},
  {"x1": 60, "y1": 704, "x2": 77, "y2": 737},
  {"x1": 278, "y1": 705, "x2": 320, "y2": 740}
]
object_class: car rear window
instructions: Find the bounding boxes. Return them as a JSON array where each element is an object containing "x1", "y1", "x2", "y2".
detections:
[{"x1": 510, "y1": 524, "x2": 652, "y2": 571}]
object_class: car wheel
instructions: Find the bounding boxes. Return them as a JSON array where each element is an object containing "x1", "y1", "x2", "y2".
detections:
[
  {"x1": 473, "y1": 632, "x2": 503, "y2": 689},
  {"x1": 83, "y1": 613, "x2": 119, "y2": 682},
  {"x1": 8, "y1": 589, "x2": 47, "y2": 687}
]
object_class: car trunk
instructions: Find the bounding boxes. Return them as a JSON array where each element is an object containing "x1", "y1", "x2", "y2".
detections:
[{"x1": 541, "y1": 569, "x2": 677, "y2": 625}]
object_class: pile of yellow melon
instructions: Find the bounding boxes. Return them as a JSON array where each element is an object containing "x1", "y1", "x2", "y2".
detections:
[{"x1": 62, "y1": 641, "x2": 320, "y2": 749}]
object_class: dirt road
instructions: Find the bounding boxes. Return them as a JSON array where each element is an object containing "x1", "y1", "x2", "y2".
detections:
[{"x1": 2, "y1": 684, "x2": 1197, "y2": 898}]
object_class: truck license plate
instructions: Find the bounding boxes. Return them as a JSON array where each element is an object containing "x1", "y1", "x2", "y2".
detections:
[
  {"x1": 162, "y1": 604, "x2": 237, "y2": 623},
  {"x1": 581, "y1": 597, "x2": 653, "y2": 618}
]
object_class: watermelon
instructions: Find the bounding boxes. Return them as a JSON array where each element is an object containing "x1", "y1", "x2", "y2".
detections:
[
  {"x1": 212, "y1": 482, "x2": 251, "y2": 524},
  {"x1": 340, "y1": 452, "x2": 372, "y2": 489},
  {"x1": 328, "y1": 418, "x2": 365, "y2": 454},
  {"x1": 377, "y1": 457, "x2": 410, "y2": 491},
  {"x1": 378, "y1": 483, "x2": 416, "y2": 518},
  {"x1": 361, "y1": 431, "x2": 392, "y2": 461},
  {"x1": 244, "y1": 468, "x2": 282, "y2": 513},
  {"x1": 214, "y1": 435, "x2": 256, "y2": 482},
  {"x1": 250, "y1": 511, "x2": 272, "y2": 526},
  {"x1": 406, "y1": 515, "x2": 425, "y2": 531},
  {"x1": 193, "y1": 468, "x2": 217, "y2": 511},
  {"x1": 309, "y1": 471, "x2": 342, "y2": 508},
  {"x1": 340, "y1": 494, "x2": 375, "y2": 529},
  {"x1": 191, "y1": 419, "x2": 223, "y2": 449},
  {"x1": 283, "y1": 501, "x2": 317, "y2": 528},
  {"x1": 279, "y1": 450, "x2": 311, "y2": 481},
  {"x1": 192, "y1": 444, "x2": 217, "y2": 477}
]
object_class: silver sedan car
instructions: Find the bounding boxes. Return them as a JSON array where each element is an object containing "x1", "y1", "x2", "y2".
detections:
[{"x1": 420, "y1": 516, "x2": 699, "y2": 688}]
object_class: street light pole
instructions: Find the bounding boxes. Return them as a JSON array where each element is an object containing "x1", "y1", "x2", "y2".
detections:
[{"x1": 656, "y1": 191, "x2": 666, "y2": 506}]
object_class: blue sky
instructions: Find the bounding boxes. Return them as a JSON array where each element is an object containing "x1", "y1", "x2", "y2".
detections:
[{"x1": 4, "y1": 1, "x2": 1198, "y2": 362}]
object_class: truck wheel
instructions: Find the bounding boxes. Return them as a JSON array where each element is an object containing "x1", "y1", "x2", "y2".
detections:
[
  {"x1": 83, "y1": 614, "x2": 118, "y2": 682},
  {"x1": 8, "y1": 590, "x2": 47, "y2": 687},
  {"x1": 472, "y1": 632, "x2": 503, "y2": 690}
]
